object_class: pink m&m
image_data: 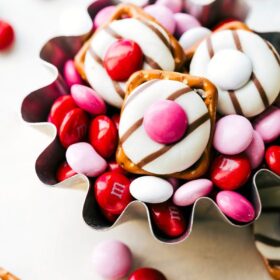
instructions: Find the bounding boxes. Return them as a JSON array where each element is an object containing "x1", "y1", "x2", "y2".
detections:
[
  {"x1": 173, "y1": 179, "x2": 213, "y2": 206},
  {"x1": 71, "y1": 84, "x2": 106, "y2": 115},
  {"x1": 94, "y1": 6, "x2": 116, "y2": 29},
  {"x1": 253, "y1": 106, "x2": 280, "y2": 143},
  {"x1": 66, "y1": 142, "x2": 107, "y2": 177},
  {"x1": 92, "y1": 240, "x2": 132, "y2": 280},
  {"x1": 245, "y1": 130, "x2": 265, "y2": 169},
  {"x1": 143, "y1": 100, "x2": 188, "y2": 144},
  {"x1": 213, "y1": 114, "x2": 254, "y2": 155},
  {"x1": 156, "y1": 0, "x2": 183, "y2": 13},
  {"x1": 144, "y1": 5, "x2": 176, "y2": 34},
  {"x1": 174, "y1": 13, "x2": 201, "y2": 37},
  {"x1": 216, "y1": 191, "x2": 255, "y2": 223},
  {"x1": 63, "y1": 60, "x2": 83, "y2": 88}
]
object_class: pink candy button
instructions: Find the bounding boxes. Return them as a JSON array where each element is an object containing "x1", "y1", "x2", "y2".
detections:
[
  {"x1": 156, "y1": 0, "x2": 183, "y2": 13},
  {"x1": 216, "y1": 191, "x2": 255, "y2": 223},
  {"x1": 174, "y1": 13, "x2": 201, "y2": 37},
  {"x1": 92, "y1": 240, "x2": 132, "y2": 280},
  {"x1": 143, "y1": 100, "x2": 188, "y2": 144},
  {"x1": 213, "y1": 115, "x2": 254, "y2": 155},
  {"x1": 71, "y1": 84, "x2": 106, "y2": 115},
  {"x1": 144, "y1": 5, "x2": 176, "y2": 34},
  {"x1": 63, "y1": 60, "x2": 83, "y2": 88},
  {"x1": 173, "y1": 179, "x2": 213, "y2": 206}
]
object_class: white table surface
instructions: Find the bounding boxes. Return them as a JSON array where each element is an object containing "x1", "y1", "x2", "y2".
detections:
[{"x1": 0, "y1": 0, "x2": 279, "y2": 279}]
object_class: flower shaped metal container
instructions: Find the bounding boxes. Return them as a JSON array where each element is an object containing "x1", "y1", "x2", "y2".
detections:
[{"x1": 21, "y1": 0, "x2": 279, "y2": 251}]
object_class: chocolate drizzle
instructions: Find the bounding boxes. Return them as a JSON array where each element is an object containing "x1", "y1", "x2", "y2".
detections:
[
  {"x1": 137, "y1": 113, "x2": 210, "y2": 168},
  {"x1": 228, "y1": 90, "x2": 243, "y2": 115},
  {"x1": 206, "y1": 37, "x2": 214, "y2": 59}
]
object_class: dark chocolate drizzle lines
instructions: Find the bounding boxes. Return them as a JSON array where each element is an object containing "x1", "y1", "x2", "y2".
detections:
[
  {"x1": 120, "y1": 86, "x2": 192, "y2": 144},
  {"x1": 268, "y1": 259, "x2": 280, "y2": 268},
  {"x1": 255, "y1": 234, "x2": 280, "y2": 247},
  {"x1": 266, "y1": 41, "x2": 280, "y2": 66},
  {"x1": 103, "y1": 24, "x2": 163, "y2": 70},
  {"x1": 88, "y1": 47, "x2": 125, "y2": 99},
  {"x1": 206, "y1": 37, "x2": 214, "y2": 59},
  {"x1": 136, "y1": 113, "x2": 209, "y2": 168},
  {"x1": 231, "y1": 30, "x2": 270, "y2": 109},
  {"x1": 228, "y1": 90, "x2": 243, "y2": 115}
]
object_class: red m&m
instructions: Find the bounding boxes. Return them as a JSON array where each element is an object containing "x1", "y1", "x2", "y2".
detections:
[
  {"x1": 265, "y1": 145, "x2": 280, "y2": 176},
  {"x1": 0, "y1": 20, "x2": 15, "y2": 50},
  {"x1": 129, "y1": 268, "x2": 167, "y2": 280},
  {"x1": 56, "y1": 161, "x2": 77, "y2": 182}
]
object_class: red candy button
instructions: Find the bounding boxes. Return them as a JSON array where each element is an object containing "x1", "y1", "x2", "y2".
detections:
[
  {"x1": 94, "y1": 172, "x2": 132, "y2": 215},
  {"x1": 149, "y1": 201, "x2": 187, "y2": 238},
  {"x1": 104, "y1": 39, "x2": 143, "y2": 81},
  {"x1": 48, "y1": 95, "x2": 77, "y2": 129},
  {"x1": 0, "y1": 20, "x2": 15, "y2": 50},
  {"x1": 129, "y1": 268, "x2": 167, "y2": 280},
  {"x1": 56, "y1": 161, "x2": 77, "y2": 182},
  {"x1": 211, "y1": 154, "x2": 251, "y2": 190},
  {"x1": 89, "y1": 115, "x2": 118, "y2": 158},
  {"x1": 59, "y1": 108, "x2": 89, "y2": 148},
  {"x1": 265, "y1": 145, "x2": 280, "y2": 176}
]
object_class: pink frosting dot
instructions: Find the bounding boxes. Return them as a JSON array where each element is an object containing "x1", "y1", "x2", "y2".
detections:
[
  {"x1": 94, "y1": 6, "x2": 116, "y2": 29},
  {"x1": 144, "y1": 4, "x2": 176, "y2": 34},
  {"x1": 92, "y1": 240, "x2": 133, "y2": 280},
  {"x1": 174, "y1": 13, "x2": 201, "y2": 37},
  {"x1": 143, "y1": 100, "x2": 188, "y2": 144}
]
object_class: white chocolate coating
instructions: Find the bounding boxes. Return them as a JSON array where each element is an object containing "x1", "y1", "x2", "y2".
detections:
[
  {"x1": 119, "y1": 79, "x2": 211, "y2": 175},
  {"x1": 190, "y1": 29, "x2": 280, "y2": 117},
  {"x1": 84, "y1": 18, "x2": 175, "y2": 108}
]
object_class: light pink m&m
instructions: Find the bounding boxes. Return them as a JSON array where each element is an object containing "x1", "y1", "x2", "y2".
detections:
[
  {"x1": 156, "y1": 0, "x2": 183, "y2": 13},
  {"x1": 92, "y1": 240, "x2": 132, "y2": 280},
  {"x1": 174, "y1": 13, "x2": 201, "y2": 37},
  {"x1": 213, "y1": 114, "x2": 254, "y2": 155},
  {"x1": 66, "y1": 142, "x2": 107, "y2": 177},
  {"x1": 94, "y1": 6, "x2": 116, "y2": 29},
  {"x1": 144, "y1": 5, "x2": 176, "y2": 34},
  {"x1": 63, "y1": 60, "x2": 82, "y2": 88},
  {"x1": 143, "y1": 99, "x2": 188, "y2": 144},
  {"x1": 173, "y1": 179, "x2": 213, "y2": 206},
  {"x1": 253, "y1": 106, "x2": 280, "y2": 143},
  {"x1": 216, "y1": 191, "x2": 255, "y2": 223},
  {"x1": 71, "y1": 85, "x2": 106, "y2": 115},
  {"x1": 245, "y1": 130, "x2": 265, "y2": 169}
]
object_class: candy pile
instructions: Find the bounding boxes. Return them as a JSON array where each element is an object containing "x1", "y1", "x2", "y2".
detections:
[
  {"x1": 44, "y1": 1, "x2": 280, "y2": 240},
  {"x1": 92, "y1": 239, "x2": 167, "y2": 280}
]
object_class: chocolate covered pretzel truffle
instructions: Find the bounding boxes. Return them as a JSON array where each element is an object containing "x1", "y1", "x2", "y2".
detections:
[
  {"x1": 116, "y1": 70, "x2": 217, "y2": 179},
  {"x1": 75, "y1": 4, "x2": 185, "y2": 108},
  {"x1": 190, "y1": 26, "x2": 280, "y2": 118}
]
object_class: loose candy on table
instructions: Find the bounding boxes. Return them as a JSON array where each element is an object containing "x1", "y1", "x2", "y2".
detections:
[
  {"x1": 253, "y1": 106, "x2": 280, "y2": 143},
  {"x1": 92, "y1": 240, "x2": 132, "y2": 280},
  {"x1": 59, "y1": 108, "x2": 89, "y2": 148},
  {"x1": 265, "y1": 145, "x2": 280, "y2": 176},
  {"x1": 179, "y1": 26, "x2": 211, "y2": 50},
  {"x1": 56, "y1": 161, "x2": 77, "y2": 182},
  {"x1": 213, "y1": 114, "x2": 254, "y2": 155},
  {"x1": 0, "y1": 20, "x2": 15, "y2": 50},
  {"x1": 173, "y1": 179, "x2": 213, "y2": 207},
  {"x1": 63, "y1": 60, "x2": 83, "y2": 88},
  {"x1": 104, "y1": 39, "x2": 144, "y2": 81},
  {"x1": 89, "y1": 115, "x2": 118, "y2": 159},
  {"x1": 71, "y1": 85, "x2": 106, "y2": 115},
  {"x1": 144, "y1": 4, "x2": 176, "y2": 34},
  {"x1": 149, "y1": 201, "x2": 186, "y2": 238},
  {"x1": 174, "y1": 13, "x2": 201, "y2": 37},
  {"x1": 93, "y1": 6, "x2": 117, "y2": 29},
  {"x1": 130, "y1": 176, "x2": 173, "y2": 203},
  {"x1": 143, "y1": 100, "x2": 188, "y2": 144},
  {"x1": 129, "y1": 267, "x2": 167, "y2": 280},
  {"x1": 66, "y1": 142, "x2": 107, "y2": 177},
  {"x1": 245, "y1": 130, "x2": 265, "y2": 169},
  {"x1": 94, "y1": 172, "x2": 132, "y2": 215},
  {"x1": 48, "y1": 95, "x2": 77, "y2": 129},
  {"x1": 216, "y1": 191, "x2": 255, "y2": 223},
  {"x1": 155, "y1": 0, "x2": 183, "y2": 13},
  {"x1": 211, "y1": 154, "x2": 251, "y2": 191}
]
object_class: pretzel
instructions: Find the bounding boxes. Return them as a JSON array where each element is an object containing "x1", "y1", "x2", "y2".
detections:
[
  {"x1": 116, "y1": 70, "x2": 217, "y2": 180},
  {"x1": 189, "y1": 23, "x2": 280, "y2": 117},
  {"x1": 74, "y1": 4, "x2": 185, "y2": 108},
  {"x1": 0, "y1": 268, "x2": 20, "y2": 280},
  {"x1": 262, "y1": 257, "x2": 280, "y2": 280},
  {"x1": 185, "y1": 21, "x2": 251, "y2": 66}
]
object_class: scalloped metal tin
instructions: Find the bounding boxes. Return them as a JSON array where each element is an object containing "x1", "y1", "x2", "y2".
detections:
[{"x1": 20, "y1": 0, "x2": 279, "y2": 244}]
